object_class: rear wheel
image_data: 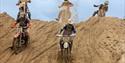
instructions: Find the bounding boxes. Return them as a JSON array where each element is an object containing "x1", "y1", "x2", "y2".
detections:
[
  {"x1": 23, "y1": 35, "x2": 30, "y2": 48},
  {"x1": 12, "y1": 36, "x2": 25, "y2": 54},
  {"x1": 24, "y1": 33, "x2": 30, "y2": 46},
  {"x1": 21, "y1": 32, "x2": 30, "y2": 48}
]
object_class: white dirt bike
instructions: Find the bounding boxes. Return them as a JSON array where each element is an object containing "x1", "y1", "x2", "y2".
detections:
[
  {"x1": 57, "y1": 34, "x2": 75, "y2": 63},
  {"x1": 58, "y1": 7, "x2": 72, "y2": 24}
]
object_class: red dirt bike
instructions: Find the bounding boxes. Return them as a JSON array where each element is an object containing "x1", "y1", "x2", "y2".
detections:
[{"x1": 12, "y1": 26, "x2": 30, "y2": 54}]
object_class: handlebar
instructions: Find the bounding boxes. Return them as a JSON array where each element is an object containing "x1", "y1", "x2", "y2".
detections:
[
  {"x1": 11, "y1": 26, "x2": 28, "y2": 29},
  {"x1": 56, "y1": 34, "x2": 76, "y2": 37}
]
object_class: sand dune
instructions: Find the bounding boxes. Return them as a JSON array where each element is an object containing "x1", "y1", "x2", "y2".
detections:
[{"x1": 0, "y1": 13, "x2": 125, "y2": 63}]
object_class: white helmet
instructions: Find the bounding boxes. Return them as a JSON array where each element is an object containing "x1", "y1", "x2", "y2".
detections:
[
  {"x1": 104, "y1": 0, "x2": 109, "y2": 5},
  {"x1": 68, "y1": 19, "x2": 73, "y2": 24}
]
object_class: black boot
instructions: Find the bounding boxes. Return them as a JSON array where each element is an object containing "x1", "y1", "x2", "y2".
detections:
[
  {"x1": 28, "y1": 12, "x2": 31, "y2": 20},
  {"x1": 11, "y1": 38, "x2": 17, "y2": 50},
  {"x1": 92, "y1": 10, "x2": 98, "y2": 16}
]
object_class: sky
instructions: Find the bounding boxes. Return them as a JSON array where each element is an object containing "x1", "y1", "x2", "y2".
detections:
[{"x1": 0, "y1": 0, "x2": 125, "y2": 22}]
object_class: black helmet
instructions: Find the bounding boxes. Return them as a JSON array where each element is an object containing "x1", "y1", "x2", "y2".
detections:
[{"x1": 64, "y1": 0, "x2": 68, "y2": 1}]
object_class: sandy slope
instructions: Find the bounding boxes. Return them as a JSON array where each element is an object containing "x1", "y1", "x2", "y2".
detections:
[{"x1": 0, "y1": 13, "x2": 125, "y2": 63}]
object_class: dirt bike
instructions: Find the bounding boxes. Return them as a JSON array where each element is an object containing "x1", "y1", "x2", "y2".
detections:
[
  {"x1": 58, "y1": 7, "x2": 71, "y2": 24},
  {"x1": 92, "y1": 9, "x2": 106, "y2": 17},
  {"x1": 12, "y1": 26, "x2": 30, "y2": 54},
  {"x1": 98, "y1": 9, "x2": 106, "y2": 17},
  {"x1": 93, "y1": 4, "x2": 108, "y2": 17},
  {"x1": 57, "y1": 34, "x2": 75, "y2": 63}
]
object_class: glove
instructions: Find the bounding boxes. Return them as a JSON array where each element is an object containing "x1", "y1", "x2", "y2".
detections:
[
  {"x1": 27, "y1": 23, "x2": 31, "y2": 28},
  {"x1": 11, "y1": 22, "x2": 16, "y2": 28},
  {"x1": 56, "y1": 34, "x2": 62, "y2": 37},
  {"x1": 93, "y1": 4, "x2": 98, "y2": 7}
]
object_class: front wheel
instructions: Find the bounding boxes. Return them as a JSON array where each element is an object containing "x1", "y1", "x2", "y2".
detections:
[
  {"x1": 63, "y1": 48, "x2": 70, "y2": 63},
  {"x1": 12, "y1": 38, "x2": 20, "y2": 54},
  {"x1": 24, "y1": 35, "x2": 30, "y2": 48}
]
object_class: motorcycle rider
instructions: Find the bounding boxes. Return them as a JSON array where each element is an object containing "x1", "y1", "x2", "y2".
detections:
[
  {"x1": 57, "y1": 21, "x2": 76, "y2": 52},
  {"x1": 11, "y1": 12, "x2": 31, "y2": 48},
  {"x1": 92, "y1": 1, "x2": 109, "y2": 17},
  {"x1": 56, "y1": 0, "x2": 73, "y2": 21},
  {"x1": 16, "y1": 0, "x2": 31, "y2": 20}
]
